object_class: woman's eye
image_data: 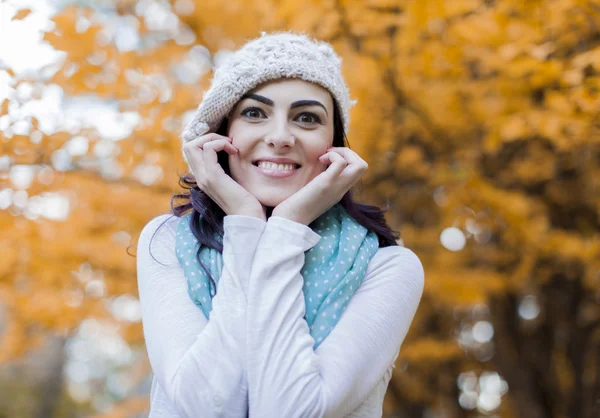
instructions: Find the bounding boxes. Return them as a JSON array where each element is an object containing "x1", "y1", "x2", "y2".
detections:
[
  {"x1": 297, "y1": 113, "x2": 321, "y2": 124},
  {"x1": 241, "y1": 107, "x2": 264, "y2": 119}
]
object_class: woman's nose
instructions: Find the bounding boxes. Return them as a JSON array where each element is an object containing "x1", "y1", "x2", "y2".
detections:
[{"x1": 264, "y1": 119, "x2": 295, "y2": 149}]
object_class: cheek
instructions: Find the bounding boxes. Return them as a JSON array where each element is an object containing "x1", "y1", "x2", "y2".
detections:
[
  {"x1": 303, "y1": 152, "x2": 328, "y2": 180},
  {"x1": 227, "y1": 152, "x2": 247, "y2": 183},
  {"x1": 303, "y1": 130, "x2": 330, "y2": 154},
  {"x1": 227, "y1": 142, "x2": 253, "y2": 182},
  {"x1": 306, "y1": 142, "x2": 329, "y2": 165}
]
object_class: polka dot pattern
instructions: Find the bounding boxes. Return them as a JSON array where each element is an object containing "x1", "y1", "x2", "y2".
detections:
[
  {"x1": 175, "y1": 204, "x2": 379, "y2": 349},
  {"x1": 175, "y1": 217, "x2": 223, "y2": 318}
]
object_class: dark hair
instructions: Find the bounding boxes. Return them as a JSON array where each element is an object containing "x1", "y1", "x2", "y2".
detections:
[{"x1": 148, "y1": 97, "x2": 401, "y2": 296}]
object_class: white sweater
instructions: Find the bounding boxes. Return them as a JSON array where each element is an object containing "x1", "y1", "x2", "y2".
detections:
[{"x1": 136, "y1": 213, "x2": 424, "y2": 418}]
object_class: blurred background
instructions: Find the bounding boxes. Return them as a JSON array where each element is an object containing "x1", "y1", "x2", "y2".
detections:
[{"x1": 1, "y1": 0, "x2": 599, "y2": 417}]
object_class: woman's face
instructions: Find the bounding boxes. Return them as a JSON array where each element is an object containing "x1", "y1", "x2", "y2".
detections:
[{"x1": 226, "y1": 78, "x2": 335, "y2": 207}]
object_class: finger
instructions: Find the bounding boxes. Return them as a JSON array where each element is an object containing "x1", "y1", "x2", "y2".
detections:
[
  {"x1": 319, "y1": 151, "x2": 347, "y2": 178},
  {"x1": 326, "y1": 147, "x2": 366, "y2": 166},
  {"x1": 320, "y1": 150, "x2": 348, "y2": 165},
  {"x1": 183, "y1": 134, "x2": 233, "y2": 165},
  {"x1": 201, "y1": 139, "x2": 237, "y2": 153},
  {"x1": 326, "y1": 147, "x2": 367, "y2": 175},
  {"x1": 186, "y1": 133, "x2": 233, "y2": 150},
  {"x1": 202, "y1": 139, "x2": 238, "y2": 171}
]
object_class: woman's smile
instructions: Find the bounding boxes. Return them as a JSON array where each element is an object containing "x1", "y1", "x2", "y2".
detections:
[
  {"x1": 251, "y1": 157, "x2": 303, "y2": 178},
  {"x1": 252, "y1": 161, "x2": 301, "y2": 178}
]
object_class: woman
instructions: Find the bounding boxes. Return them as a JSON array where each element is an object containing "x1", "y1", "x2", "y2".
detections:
[{"x1": 136, "y1": 31, "x2": 424, "y2": 418}]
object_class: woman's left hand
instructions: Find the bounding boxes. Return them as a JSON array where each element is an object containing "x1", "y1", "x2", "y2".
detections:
[{"x1": 271, "y1": 147, "x2": 368, "y2": 225}]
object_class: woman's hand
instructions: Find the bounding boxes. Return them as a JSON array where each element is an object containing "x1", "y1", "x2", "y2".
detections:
[
  {"x1": 271, "y1": 147, "x2": 368, "y2": 225},
  {"x1": 183, "y1": 133, "x2": 266, "y2": 221}
]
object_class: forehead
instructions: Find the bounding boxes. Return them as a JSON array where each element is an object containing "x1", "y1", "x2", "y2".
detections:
[{"x1": 246, "y1": 78, "x2": 334, "y2": 108}]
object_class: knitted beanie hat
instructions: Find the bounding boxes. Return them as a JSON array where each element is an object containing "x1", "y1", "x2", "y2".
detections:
[{"x1": 181, "y1": 31, "x2": 356, "y2": 169}]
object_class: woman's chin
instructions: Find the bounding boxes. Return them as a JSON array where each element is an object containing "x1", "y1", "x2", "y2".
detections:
[
  {"x1": 256, "y1": 193, "x2": 292, "y2": 208},
  {"x1": 258, "y1": 198, "x2": 284, "y2": 208}
]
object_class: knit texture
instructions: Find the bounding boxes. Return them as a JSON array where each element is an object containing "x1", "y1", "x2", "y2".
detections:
[{"x1": 180, "y1": 31, "x2": 356, "y2": 172}]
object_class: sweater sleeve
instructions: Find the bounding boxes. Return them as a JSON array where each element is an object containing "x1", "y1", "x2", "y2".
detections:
[
  {"x1": 246, "y1": 216, "x2": 425, "y2": 418},
  {"x1": 136, "y1": 213, "x2": 266, "y2": 418}
]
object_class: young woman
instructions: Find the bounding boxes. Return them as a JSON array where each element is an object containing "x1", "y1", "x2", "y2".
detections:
[{"x1": 136, "y1": 31, "x2": 424, "y2": 418}]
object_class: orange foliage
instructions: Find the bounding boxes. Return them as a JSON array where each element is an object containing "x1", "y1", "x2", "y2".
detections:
[{"x1": 2, "y1": 0, "x2": 600, "y2": 416}]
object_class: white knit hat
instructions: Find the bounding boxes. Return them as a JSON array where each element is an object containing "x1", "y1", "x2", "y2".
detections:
[{"x1": 181, "y1": 31, "x2": 356, "y2": 169}]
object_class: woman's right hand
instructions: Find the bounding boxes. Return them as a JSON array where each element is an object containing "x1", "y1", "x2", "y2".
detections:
[{"x1": 183, "y1": 133, "x2": 266, "y2": 221}]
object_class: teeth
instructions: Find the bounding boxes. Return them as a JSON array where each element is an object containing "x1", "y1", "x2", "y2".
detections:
[{"x1": 257, "y1": 161, "x2": 297, "y2": 171}]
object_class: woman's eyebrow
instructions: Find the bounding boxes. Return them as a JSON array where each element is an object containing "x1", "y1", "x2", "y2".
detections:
[{"x1": 240, "y1": 93, "x2": 328, "y2": 116}]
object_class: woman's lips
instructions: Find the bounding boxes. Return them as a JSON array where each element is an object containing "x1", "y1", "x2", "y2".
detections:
[{"x1": 252, "y1": 163, "x2": 300, "y2": 178}]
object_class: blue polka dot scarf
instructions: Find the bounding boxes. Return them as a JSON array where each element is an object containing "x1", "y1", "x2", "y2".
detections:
[{"x1": 175, "y1": 204, "x2": 379, "y2": 349}]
